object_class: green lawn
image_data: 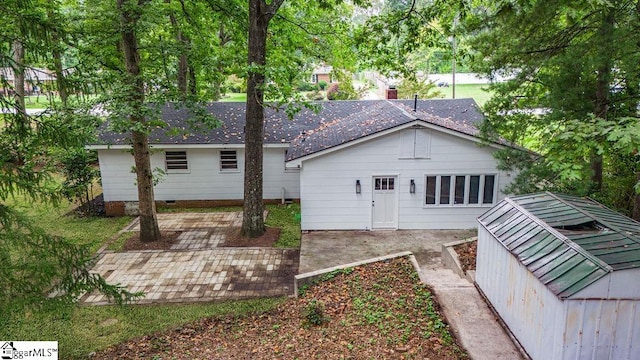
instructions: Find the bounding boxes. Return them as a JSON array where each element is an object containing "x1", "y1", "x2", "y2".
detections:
[
  {"x1": 5, "y1": 192, "x2": 132, "y2": 253},
  {"x1": 219, "y1": 92, "x2": 247, "y2": 102},
  {"x1": 2, "y1": 195, "x2": 299, "y2": 359},
  {"x1": 1, "y1": 297, "x2": 284, "y2": 359},
  {"x1": 436, "y1": 83, "x2": 493, "y2": 106}
]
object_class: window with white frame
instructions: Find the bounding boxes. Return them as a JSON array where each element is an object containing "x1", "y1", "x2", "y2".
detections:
[
  {"x1": 220, "y1": 150, "x2": 238, "y2": 171},
  {"x1": 165, "y1": 151, "x2": 189, "y2": 173},
  {"x1": 311, "y1": 74, "x2": 318, "y2": 83},
  {"x1": 425, "y1": 174, "x2": 496, "y2": 206}
]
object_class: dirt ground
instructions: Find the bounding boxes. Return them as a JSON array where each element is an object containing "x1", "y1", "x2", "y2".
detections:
[
  {"x1": 453, "y1": 241, "x2": 477, "y2": 273},
  {"x1": 93, "y1": 257, "x2": 468, "y2": 360},
  {"x1": 120, "y1": 227, "x2": 281, "y2": 251}
]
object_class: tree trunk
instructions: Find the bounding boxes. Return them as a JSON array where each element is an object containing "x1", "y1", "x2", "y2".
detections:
[
  {"x1": 633, "y1": 172, "x2": 640, "y2": 221},
  {"x1": 188, "y1": 63, "x2": 197, "y2": 96},
  {"x1": 165, "y1": 0, "x2": 189, "y2": 98},
  {"x1": 49, "y1": 11, "x2": 68, "y2": 105},
  {"x1": 12, "y1": 39, "x2": 26, "y2": 124},
  {"x1": 242, "y1": 0, "x2": 284, "y2": 237},
  {"x1": 118, "y1": 0, "x2": 160, "y2": 242},
  {"x1": 590, "y1": 8, "x2": 615, "y2": 192}
]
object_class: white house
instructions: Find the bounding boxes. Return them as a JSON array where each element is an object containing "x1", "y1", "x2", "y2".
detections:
[{"x1": 89, "y1": 99, "x2": 517, "y2": 229}]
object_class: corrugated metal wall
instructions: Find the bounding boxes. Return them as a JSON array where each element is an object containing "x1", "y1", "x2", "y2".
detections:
[
  {"x1": 477, "y1": 227, "x2": 565, "y2": 360},
  {"x1": 563, "y1": 299, "x2": 640, "y2": 359}
]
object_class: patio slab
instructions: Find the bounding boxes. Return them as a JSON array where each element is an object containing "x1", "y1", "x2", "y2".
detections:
[{"x1": 299, "y1": 229, "x2": 475, "y2": 273}]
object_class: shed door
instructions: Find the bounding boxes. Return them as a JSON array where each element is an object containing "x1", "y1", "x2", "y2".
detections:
[{"x1": 372, "y1": 176, "x2": 398, "y2": 229}]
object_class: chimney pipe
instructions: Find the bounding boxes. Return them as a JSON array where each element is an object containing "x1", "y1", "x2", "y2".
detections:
[{"x1": 413, "y1": 94, "x2": 418, "y2": 111}]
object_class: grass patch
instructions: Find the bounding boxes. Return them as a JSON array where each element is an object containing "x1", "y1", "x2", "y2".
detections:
[
  {"x1": 106, "y1": 231, "x2": 134, "y2": 252},
  {"x1": 0, "y1": 297, "x2": 285, "y2": 359},
  {"x1": 219, "y1": 93, "x2": 247, "y2": 102},
  {"x1": 266, "y1": 203, "x2": 301, "y2": 248},
  {"x1": 437, "y1": 83, "x2": 493, "y2": 106},
  {"x1": 5, "y1": 192, "x2": 131, "y2": 253}
]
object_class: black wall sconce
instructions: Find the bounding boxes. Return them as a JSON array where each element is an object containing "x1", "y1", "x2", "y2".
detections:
[
  {"x1": 410, "y1": 179, "x2": 416, "y2": 194},
  {"x1": 355, "y1": 180, "x2": 361, "y2": 194}
]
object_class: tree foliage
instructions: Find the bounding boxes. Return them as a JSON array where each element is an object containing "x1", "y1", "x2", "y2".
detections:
[
  {"x1": 0, "y1": 0, "x2": 141, "y2": 311},
  {"x1": 463, "y1": 0, "x2": 640, "y2": 216}
]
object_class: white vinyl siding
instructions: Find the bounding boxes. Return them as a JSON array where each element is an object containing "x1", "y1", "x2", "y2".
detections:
[
  {"x1": 219, "y1": 150, "x2": 238, "y2": 171},
  {"x1": 98, "y1": 147, "x2": 299, "y2": 202},
  {"x1": 298, "y1": 127, "x2": 510, "y2": 230},
  {"x1": 424, "y1": 174, "x2": 496, "y2": 207},
  {"x1": 165, "y1": 151, "x2": 189, "y2": 173}
]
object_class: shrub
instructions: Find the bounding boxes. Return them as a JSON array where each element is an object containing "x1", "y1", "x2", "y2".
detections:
[
  {"x1": 326, "y1": 83, "x2": 340, "y2": 100},
  {"x1": 304, "y1": 299, "x2": 329, "y2": 326},
  {"x1": 306, "y1": 90, "x2": 325, "y2": 101},
  {"x1": 297, "y1": 82, "x2": 318, "y2": 92},
  {"x1": 318, "y1": 80, "x2": 328, "y2": 90}
]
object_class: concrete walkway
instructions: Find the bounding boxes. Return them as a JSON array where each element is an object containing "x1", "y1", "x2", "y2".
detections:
[
  {"x1": 83, "y1": 212, "x2": 298, "y2": 305},
  {"x1": 422, "y1": 268, "x2": 523, "y2": 360}
]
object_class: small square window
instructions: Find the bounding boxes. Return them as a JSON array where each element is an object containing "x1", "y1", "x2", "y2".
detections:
[
  {"x1": 220, "y1": 150, "x2": 238, "y2": 171},
  {"x1": 165, "y1": 151, "x2": 188, "y2": 173}
]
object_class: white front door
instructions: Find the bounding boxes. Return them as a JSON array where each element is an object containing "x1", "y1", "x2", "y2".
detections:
[{"x1": 372, "y1": 176, "x2": 398, "y2": 229}]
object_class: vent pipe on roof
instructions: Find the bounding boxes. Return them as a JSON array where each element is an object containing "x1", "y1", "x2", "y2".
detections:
[{"x1": 413, "y1": 94, "x2": 418, "y2": 112}]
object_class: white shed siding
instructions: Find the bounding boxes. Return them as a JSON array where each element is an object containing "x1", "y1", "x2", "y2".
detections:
[
  {"x1": 476, "y1": 226, "x2": 566, "y2": 360},
  {"x1": 571, "y1": 269, "x2": 640, "y2": 299},
  {"x1": 98, "y1": 147, "x2": 300, "y2": 202},
  {"x1": 299, "y1": 128, "x2": 510, "y2": 230},
  {"x1": 563, "y1": 299, "x2": 640, "y2": 360}
]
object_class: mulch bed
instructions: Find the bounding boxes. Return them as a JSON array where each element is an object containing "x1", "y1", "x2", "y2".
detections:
[
  {"x1": 122, "y1": 231, "x2": 182, "y2": 251},
  {"x1": 453, "y1": 241, "x2": 477, "y2": 273},
  {"x1": 222, "y1": 227, "x2": 281, "y2": 247},
  {"x1": 92, "y1": 257, "x2": 468, "y2": 360}
]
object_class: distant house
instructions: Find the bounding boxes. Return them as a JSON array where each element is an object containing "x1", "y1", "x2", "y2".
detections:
[
  {"x1": 311, "y1": 65, "x2": 333, "y2": 85},
  {"x1": 0, "y1": 67, "x2": 56, "y2": 95},
  {"x1": 88, "y1": 98, "x2": 518, "y2": 229}
]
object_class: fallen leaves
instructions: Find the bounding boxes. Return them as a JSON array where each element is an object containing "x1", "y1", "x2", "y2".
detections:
[{"x1": 93, "y1": 257, "x2": 468, "y2": 360}]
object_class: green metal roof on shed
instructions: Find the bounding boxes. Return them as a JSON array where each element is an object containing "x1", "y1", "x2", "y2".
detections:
[{"x1": 478, "y1": 192, "x2": 640, "y2": 299}]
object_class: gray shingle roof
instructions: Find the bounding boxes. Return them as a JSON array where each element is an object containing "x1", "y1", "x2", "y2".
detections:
[{"x1": 94, "y1": 99, "x2": 485, "y2": 150}]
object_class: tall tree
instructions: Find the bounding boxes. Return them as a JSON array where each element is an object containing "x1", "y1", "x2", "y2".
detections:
[
  {"x1": 242, "y1": 0, "x2": 285, "y2": 237},
  {"x1": 463, "y1": 0, "x2": 640, "y2": 216},
  {"x1": 240, "y1": 0, "x2": 364, "y2": 237},
  {"x1": 117, "y1": 0, "x2": 161, "y2": 242},
  {"x1": 0, "y1": 0, "x2": 138, "y2": 313}
]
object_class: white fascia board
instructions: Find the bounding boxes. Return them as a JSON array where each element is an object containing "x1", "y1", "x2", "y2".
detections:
[
  {"x1": 286, "y1": 120, "x2": 506, "y2": 166},
  {"x1": 87, "y1": 143, "x2": 289, "y2": 150}
]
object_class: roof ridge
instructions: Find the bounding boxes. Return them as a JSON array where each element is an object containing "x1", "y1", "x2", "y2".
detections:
[{"x1": 547, "y1": 192, "x2": 640, "y2": 247}]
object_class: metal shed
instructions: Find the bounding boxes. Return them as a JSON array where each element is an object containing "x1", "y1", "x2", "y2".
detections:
[{"x1": 476, "y1": 192, "x2": 640, "y2": 360}]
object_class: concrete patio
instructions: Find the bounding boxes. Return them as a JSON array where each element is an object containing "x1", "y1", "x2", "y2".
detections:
[{"x1": 299, "y1": 229, "x2": 475, "y2": 273}]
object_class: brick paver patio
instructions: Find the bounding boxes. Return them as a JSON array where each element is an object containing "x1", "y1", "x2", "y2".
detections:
[{"x1": 83, "y1": 211, "x2": 298, "y2": 305}]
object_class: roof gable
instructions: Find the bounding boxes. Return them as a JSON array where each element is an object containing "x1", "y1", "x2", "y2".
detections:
[
  {"x1": 478, "y1": 192, "x2": 640, "y2": 299},
  {"x1": 285, "y1": 99, "x2": 504, "y2": 162}
]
